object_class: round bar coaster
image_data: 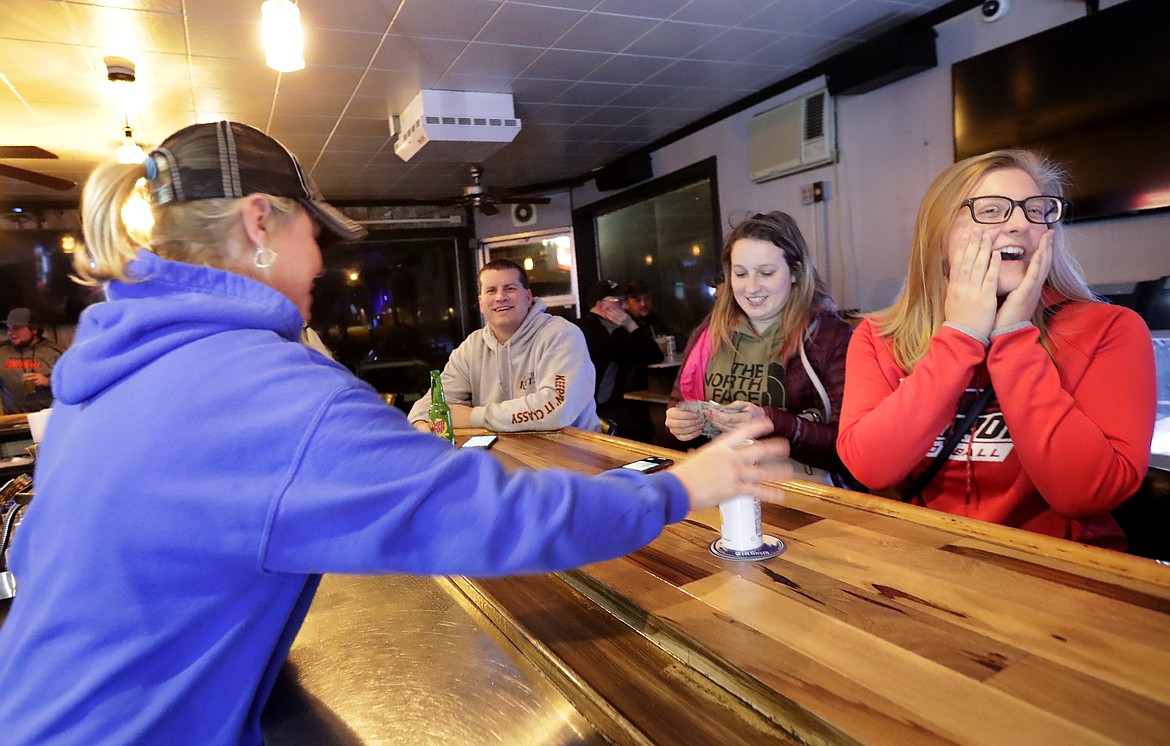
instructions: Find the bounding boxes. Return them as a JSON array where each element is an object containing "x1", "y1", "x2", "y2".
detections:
[{"x1": 709, "y1": 535, "x2": 785, "y2": 561}]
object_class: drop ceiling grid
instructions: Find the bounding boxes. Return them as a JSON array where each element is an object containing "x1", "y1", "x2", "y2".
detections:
[{"x1": 0, "y1": 0, "x2": 958, "y2": 203}]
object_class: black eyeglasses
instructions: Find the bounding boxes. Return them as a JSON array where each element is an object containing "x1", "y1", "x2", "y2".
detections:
[{"x1": 962, "y1": 195, "x2": 1068, "y2": 225}]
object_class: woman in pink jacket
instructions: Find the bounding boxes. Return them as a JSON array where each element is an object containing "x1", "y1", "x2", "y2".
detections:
[
  {"x1": 837, "y1": 150, "x2": 1155, "y2": 548},
  {"x1": 666, "y1": 211, "x2": 855, "y2": 486}
]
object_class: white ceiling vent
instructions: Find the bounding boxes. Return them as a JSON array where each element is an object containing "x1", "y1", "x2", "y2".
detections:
[{"x1": 392, "y1": 90, "x2": 522, "y2": 163}]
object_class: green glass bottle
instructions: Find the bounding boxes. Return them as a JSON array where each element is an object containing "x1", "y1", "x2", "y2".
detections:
[{"x1": 427, "y1": 369, "x2": 455, "y2": 445}]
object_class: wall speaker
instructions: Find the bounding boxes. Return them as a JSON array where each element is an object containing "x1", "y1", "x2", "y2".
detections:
[
  {"x1": 826, "y1": 26, "x2": 937, "y2": 96},
  {"x1": 593, "y1": 153, "x2": 652, "y2": 191}
]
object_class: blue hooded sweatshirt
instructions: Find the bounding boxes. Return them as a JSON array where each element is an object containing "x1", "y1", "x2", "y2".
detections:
[{"x1": 0, "y1": 251, "x2": 688, "y2": 745}]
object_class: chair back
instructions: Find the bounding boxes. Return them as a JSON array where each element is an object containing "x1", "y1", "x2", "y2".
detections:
[{"x1": 1112, "y1": 465, "x2": 1170, "y2": 561}]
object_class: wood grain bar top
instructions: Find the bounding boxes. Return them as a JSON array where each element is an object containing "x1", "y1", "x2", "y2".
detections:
[{"x1": 460, "y1": 428, "x2": 1170, "y2": 746}]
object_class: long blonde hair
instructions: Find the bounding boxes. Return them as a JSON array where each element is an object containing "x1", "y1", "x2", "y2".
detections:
[
  {"x1": 876, "y1": 149, "x2": 1096, "y2": 371},
  {"x1": 78, "y1": 159, "x2": 299, "y2": 285},
  {"x1": 708, "y1": 211, "x2": 833, "y2": 362}
]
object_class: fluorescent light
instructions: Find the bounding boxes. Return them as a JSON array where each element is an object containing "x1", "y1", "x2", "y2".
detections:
[{"x1": 262, "y1": 0, "x2": 305, "y2": 73}]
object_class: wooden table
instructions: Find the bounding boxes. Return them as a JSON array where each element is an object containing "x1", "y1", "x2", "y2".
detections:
[{"x1": 458, "y1": 427, "x2": 1170, "y2": 745}]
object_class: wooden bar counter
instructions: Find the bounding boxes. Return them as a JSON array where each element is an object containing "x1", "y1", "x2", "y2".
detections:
[{"x1": 455, "y1": 428, "x2": 1170, "y2": 745}]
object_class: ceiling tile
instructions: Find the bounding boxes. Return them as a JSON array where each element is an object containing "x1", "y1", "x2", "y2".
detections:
[
  {"x1": 273, "y1": 91, "x2": 351, "y2": 118},
  {"x1": 621, "y1": 20, "x2": 724, "y2": 58},
  {"x1": 476, "y1": 3, "x2": 585, "y2": 45},
  {"x1": 594, "y1": 0, "x2": 690, "y2": 19},
  {"x1": 523, "y1": 103, "x2": 591, "y2": 124},
  {"x1": 584, "y1": 54, "x2": 673, "y2": 84},
  {"x1": 550, "y1": 12, "x2": 658, "y2": 52},
  {"x1": 687, "y1": 28, "x2": 790, "y2": 62},
  {"x1": 801, "y1": 0, "x2": 908, "y2": 40},
  {"x1": 276, "y1": 66, "x2": 367, "y2": 97},
  {"x1": 300, "y1": 0, "x2": 395, "y2": 31},
  {"x1": 187, "y1": 16, "x2": 266, "y2": 61},
  {"x1": 503, "y1": 0, "x2": 603, "y2": 10},
  {"x1": 511, "y1": 77, "x2": 576, "y2": 104},
  {"x1": 387, "y1": 0, "x2": 503, "y2": 40},
  {"x1": 672, "y1": 0, "x2": 764, "y2": 26},
  {"x1": 519, "y1": 48, "x2": 609, "y2": 80},
  {"x1": 188, "y1": 56, "x2": 281, "y2": 92},
  {"x1": 608, "y1": 84, "x2": 685, "y2": 107},
  {"x1": 745, "y1": 0, "x2": 853, "y2": 33},
  {"x1": 554, "y1": 81, "x2": 634, "y2": 106},
  {"x1": 304, "y1": 29, "x2": 385, "y2": 69},
  {"x1": 371, "y1": 36, "x2": 468, "y2": 73},
  {"x1": 575, "y1": 106, "x2": 646, "y2": 126},
  {"x1": 432, "y1": 73, "x2": 514, "y2": 94},
  {"x1": 446, "y1": 42, "x2": 546, "y2": 77}
]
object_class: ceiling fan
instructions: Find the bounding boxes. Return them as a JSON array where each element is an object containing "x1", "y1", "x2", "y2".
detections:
[
  {"x1": 0, "y1": 145, "x2": 76, "y2": 191},
  {"x1": 435, "y1": 165, "x2": 550, "y2": 216}
]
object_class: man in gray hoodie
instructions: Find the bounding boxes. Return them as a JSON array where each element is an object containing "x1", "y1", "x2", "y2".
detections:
[{"x1": 409, "y1": 259, "x2": 600, "y2": 433}]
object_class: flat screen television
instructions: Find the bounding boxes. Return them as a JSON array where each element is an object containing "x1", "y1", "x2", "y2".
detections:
[{"x1": 952, "y1": 0, "x2": 1170, "y2": 222}]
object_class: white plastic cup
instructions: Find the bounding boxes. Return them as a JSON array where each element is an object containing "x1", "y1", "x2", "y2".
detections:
[
  {"x1": 719, "y1": 494, "x2": 763, "y2": 552},
  {"x1": 26, "y1": 408, "x2": 51, "y2": 443}
]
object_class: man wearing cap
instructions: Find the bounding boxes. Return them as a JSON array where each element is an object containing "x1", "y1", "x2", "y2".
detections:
[
  {"x1": 577, "y1": 279, "x2": 664, "y2": 442},
  {"x1": 625, "y1": 279, "x2": 687, "y2": 353},
  {"x1": 1, "y1": 308, "x2": 63, "y2": 414},
  {"x1": 408, "y1": 259, "x2": 600, "y2": 432}
]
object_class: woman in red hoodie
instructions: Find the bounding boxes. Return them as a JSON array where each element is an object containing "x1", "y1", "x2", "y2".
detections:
[{"x1": 837, "y1": 150, "x2": 1155, "y2": 548}]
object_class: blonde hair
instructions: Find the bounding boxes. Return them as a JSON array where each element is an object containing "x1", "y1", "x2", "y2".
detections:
[
  {"x1": 709, "y1": 211, "x2": 834, "y2": 363},
  {"x1": 876, "y1": 149, "x2": 1096, "y2": 371},
  {"x1": 78, "y1": 159, "x2": 299, "y2": 285}
]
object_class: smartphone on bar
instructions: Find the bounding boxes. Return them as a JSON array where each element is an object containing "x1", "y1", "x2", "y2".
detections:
[
  {"x1": 461, "y1": 435, "x2": 499, "y2": 449},
  {"x1": 620, "y1": 456, "x2": 674, "y2": 473}
]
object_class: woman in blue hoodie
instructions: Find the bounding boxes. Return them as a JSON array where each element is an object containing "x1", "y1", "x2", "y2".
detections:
[{"x1": 0, "y1": 122, "x2": 789, "y2": 745}]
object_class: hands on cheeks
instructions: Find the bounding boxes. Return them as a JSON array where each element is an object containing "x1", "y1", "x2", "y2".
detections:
[
  {"x1": 944, "y1": 228, "x2": 1001, "y2": 339},
  {"x1": 668, "y1": 421, "x2": 791, "y2": 511},
  {"x1": 995, "y1": 231, "x2": 1052, "y2": 330}
]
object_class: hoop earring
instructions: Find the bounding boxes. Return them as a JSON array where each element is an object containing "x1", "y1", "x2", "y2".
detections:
[{"x1": 253, "y1": 246, "x2": 277, "y2": 269}]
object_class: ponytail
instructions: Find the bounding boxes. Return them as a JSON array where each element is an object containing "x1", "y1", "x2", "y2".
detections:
[{"x1": 78, "y1": 162, "x2": 150, "y2": 284}]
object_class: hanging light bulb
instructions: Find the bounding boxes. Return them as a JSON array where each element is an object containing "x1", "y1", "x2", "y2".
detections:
[
  {"x1": 262, "y1": 0, "x2": 305, "y2": 73},
  {"x1": 117, "y1": 125, "x2": 144, "y2": 164}
]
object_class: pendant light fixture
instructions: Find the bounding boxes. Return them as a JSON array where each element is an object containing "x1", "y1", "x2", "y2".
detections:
[
  {"x1": 117, "y1": 123, "x2": 144, "y2": 164},
  {"x1": 262, "y1": 0, "x2": 305, "y2": 72}
]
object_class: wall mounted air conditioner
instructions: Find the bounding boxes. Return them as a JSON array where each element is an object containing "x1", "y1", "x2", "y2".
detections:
[
  {"x1": 748, "y1": 89, "x2": 836, "y2": 183},
  {"x1": 392, "y1": 90, "x2": 522, "y2": 163}
]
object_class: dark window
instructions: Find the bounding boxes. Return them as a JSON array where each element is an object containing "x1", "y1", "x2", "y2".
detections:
[{"x1": 574, "y1": 158, "x2": 721, "y2": 337}]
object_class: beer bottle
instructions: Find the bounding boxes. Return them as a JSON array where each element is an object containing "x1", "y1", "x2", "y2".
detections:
[{"x1": 427, "y1": 370, "x2": 455, "y2": 445}]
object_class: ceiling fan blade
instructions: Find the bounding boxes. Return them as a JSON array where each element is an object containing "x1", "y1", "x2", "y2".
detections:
[
  {"x1": 0, "y1": 146, "x2": 58, "y2": 159},
  {"x1": 477, "y1": 202, "x2": 500, "y2": 217},
  {"x1": 493, "y1": 195, "x2": 551, "y2": 205},
  {"x1": 0, "y1": 164, "x2": 76, "y2": 191}
]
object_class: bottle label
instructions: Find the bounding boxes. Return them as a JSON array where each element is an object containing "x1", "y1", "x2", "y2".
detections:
[{"x1": 430, "y1": 418, "x2": 451, "y2": 439}]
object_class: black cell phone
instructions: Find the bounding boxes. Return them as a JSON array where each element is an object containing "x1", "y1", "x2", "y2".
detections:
[
  {"x1": 620, "y1": 456, "x2": 673, "y2": 473},
  {"x1": 461, "y1": 435, "x2": 499, "y2": 449}
]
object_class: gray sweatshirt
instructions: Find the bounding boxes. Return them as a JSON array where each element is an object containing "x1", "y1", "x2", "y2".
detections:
[{"x1": 409, "y1": 299, "x2": 600, "y2": 432}]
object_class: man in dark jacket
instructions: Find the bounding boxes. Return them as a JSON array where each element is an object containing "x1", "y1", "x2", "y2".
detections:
[{"x1": 577, "y1": 279, "x2": 664, "y2": 442}]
